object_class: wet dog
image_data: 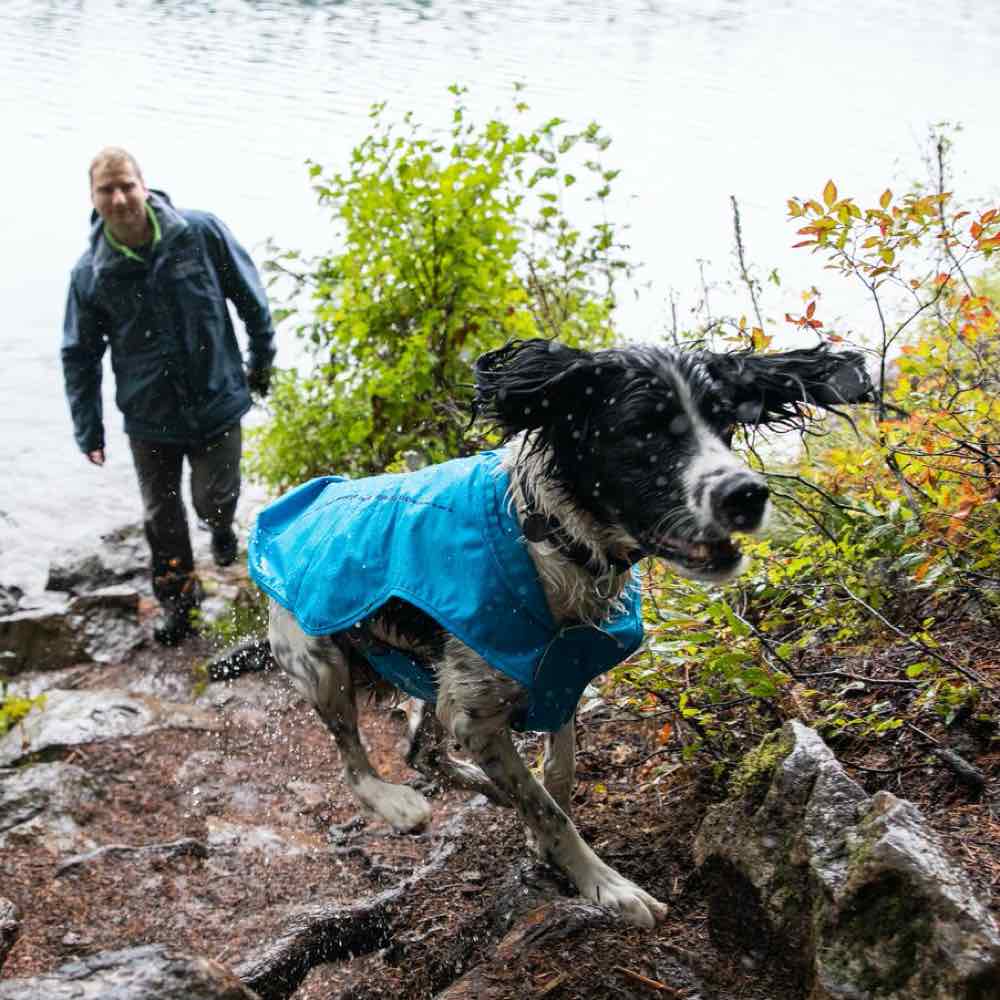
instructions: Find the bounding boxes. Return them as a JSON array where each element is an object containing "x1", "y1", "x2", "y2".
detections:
[{"x1": 253, "y1": 338, "x2": 871, "y2": 927}]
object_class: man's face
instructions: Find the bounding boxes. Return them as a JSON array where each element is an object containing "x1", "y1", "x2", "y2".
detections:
[{"x1": 90, "y1": 160, "x2": 147, "y2": 234}]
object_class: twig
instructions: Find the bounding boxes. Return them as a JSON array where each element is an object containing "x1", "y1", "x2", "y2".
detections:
[
  {"x1": 794, "y1": 669, "x2": 919, "y2": 688},
  {"x1": 730, "y1": 195, "x2": 765, "y2": 336},
  {"x1": 613, "y1": 965, "x2": 680, "y2": 995},
  {"x1": 844, "y1": 762, "x2": 926, "y2": 775},
  {"x1": 838, "y1": 581, "x2": 994, "y2": 691}
]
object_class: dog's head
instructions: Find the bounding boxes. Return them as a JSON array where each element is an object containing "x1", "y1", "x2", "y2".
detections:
[{"x1": 474, "y1": 339, "x2": 872, "y2": 583}]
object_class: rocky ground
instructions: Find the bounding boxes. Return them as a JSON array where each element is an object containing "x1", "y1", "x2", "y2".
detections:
[{"x1": 1, "y1": 546, "x2": 998, "y2": 999}]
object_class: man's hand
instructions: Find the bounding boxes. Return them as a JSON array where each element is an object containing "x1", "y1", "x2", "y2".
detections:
[
  {"x1": 247, "y1": 367, "x2": 271, "y2": 398},
  {"x1": 86, "y1": 449, "x2": 106, "y2": 466}
]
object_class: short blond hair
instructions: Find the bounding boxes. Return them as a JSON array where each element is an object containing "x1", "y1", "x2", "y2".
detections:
[{"x1": 89, "y1": 147, "x2": 144, "y2": 187}]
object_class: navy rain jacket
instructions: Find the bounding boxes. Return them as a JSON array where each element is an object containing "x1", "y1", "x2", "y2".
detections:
[{"x1": 62, "y1": 190, "x2": 276, "y2": 451}]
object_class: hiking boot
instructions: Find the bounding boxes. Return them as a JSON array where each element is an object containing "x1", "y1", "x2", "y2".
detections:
[
  {"x1": 153, "y1": 605, "x2": 198, "y2": 646},
  {"x1": 211, "y1": 526, "x2": 239, "y2": 567},
  {"x1": 153, "y1": 576, "x2": 204, "y2": 646}
]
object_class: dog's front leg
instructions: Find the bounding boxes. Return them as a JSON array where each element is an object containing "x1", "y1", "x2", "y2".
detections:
[
  {"x1": 267, "y1": 601, "x2": 431, "y2": 833},
  {"x1": 436, "y1": 648, "x2": 666, "y2": 928}
]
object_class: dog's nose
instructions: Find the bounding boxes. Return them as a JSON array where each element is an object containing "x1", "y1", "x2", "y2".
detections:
[{"x1": 712, "y1": 473, "x2": 769, "y2": 531}]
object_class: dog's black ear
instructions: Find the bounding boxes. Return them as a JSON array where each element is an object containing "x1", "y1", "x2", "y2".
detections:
[
  {"x1": 706, "y1": 346, "x2": 873, "y2": 426},
  {"x1": 474, "y1": 339, "x2": 606, "y2": 435}
]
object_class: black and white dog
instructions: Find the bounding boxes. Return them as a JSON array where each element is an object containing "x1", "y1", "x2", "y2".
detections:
[{"x1": 258, "y1": 338, "x2": 871, "y2": 928}]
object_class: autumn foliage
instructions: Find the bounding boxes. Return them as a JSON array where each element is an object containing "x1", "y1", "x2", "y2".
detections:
[{"x1": 628, "y1": 140, "x2": 1000, "y2": 765}]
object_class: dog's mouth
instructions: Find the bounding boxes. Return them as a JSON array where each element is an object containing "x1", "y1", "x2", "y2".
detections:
[{"x1": 652, "y1": 535, "x2": 743, "y2": 576}]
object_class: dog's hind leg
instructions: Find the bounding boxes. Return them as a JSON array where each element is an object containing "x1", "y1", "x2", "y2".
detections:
[
  {"x1": 267, "y1": 600, "x2": 431, "y2": 833},
  {"x1": 406, "y1": 699, "x2": 512, "y2": 807},
  {"x1": 436, "y1": 646, "x2": 667, "y2": 928}
]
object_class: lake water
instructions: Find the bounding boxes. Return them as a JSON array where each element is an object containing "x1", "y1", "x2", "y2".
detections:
[{"x1": 3, "y1": 0, "x2": 1000, "y2": 592}]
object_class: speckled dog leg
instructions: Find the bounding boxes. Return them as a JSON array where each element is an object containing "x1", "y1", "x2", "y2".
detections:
[
  {"x1": 268, "y1": 600, "x2": 430, "y2": 833},
  {"x1": 436, "y1": 644, "x2": 666, "y2": 928}
]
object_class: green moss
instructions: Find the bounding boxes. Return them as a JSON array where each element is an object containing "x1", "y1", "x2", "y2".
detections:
[
  {"x1": 729, "y1": 729, "x2": 794, "y2": 800},
  {"x1": 0, "y1": 686, "x2": 45, "y2": 736},
  {"x1": 826, "y1": 874, "x2": 934, "y2": 993}
]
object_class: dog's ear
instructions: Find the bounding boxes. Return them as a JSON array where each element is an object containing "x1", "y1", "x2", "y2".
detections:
[
  {"x1": 474, "y1": 339, "x2": 607, "y2": 435},
  {"x1": 706, "y1": 346, "x2": 873, "y2": 426}
]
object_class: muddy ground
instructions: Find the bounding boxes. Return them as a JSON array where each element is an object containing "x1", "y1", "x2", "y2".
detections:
[{"x1": 2, "y1": 567, "x2": 997, "y2": 999}]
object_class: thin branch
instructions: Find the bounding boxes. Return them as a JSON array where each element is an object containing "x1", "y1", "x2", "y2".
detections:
[
  {"x1": 730, "y1": 195, "x2": 765, "y2": 335},
  {"x1": 838, "y1": 581, "x2": 994, "y2": 691}
]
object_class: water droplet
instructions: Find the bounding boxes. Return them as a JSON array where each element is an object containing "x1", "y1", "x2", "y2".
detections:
[{"x1": 669, "y1": 415, "x2": 690, "y2": 435}]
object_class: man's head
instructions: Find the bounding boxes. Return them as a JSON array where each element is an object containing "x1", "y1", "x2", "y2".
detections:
[{"x1": 89, "y1": 147, "x2": 149, "y2": 244}]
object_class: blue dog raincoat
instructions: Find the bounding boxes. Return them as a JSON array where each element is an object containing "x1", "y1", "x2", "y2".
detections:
[{"x1": 248, "y1": 452, "x2": 644, "y2": 731}]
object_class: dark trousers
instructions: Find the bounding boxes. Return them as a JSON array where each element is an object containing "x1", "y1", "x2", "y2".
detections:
[{"x1": 129, "y1": 425, "x2": 241, "y2": 601}]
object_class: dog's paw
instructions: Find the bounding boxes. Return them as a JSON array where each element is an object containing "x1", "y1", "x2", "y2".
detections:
[
  {"x1": 578, "y1": 864, "x2": 668, "y2": 928},
  {"x1": 356, "y1": 776, "x2": 432, "y2": 833}
]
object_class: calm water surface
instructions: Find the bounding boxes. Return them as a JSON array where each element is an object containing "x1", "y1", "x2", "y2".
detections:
[{"x1": 3, "y1": 0, "x2": 1000, "y2": 590}]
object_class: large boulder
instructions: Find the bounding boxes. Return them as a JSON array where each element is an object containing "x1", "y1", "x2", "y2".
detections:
[
  {"x1": 694, "y1": 720, "x2": 1000, "y2": 999},
  {"x1": 0, "y1": 944, "x2": 259, "y2": 999},
  {"x1": 45, "y1": 523, "x2": 148, "y2": 594},
  {"x1": 0, "y1": 587, "x2": 143, "y2": 674}
]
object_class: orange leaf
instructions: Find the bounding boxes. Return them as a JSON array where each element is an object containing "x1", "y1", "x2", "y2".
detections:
[
  {"x1": 657, "y1": 721, "x2": 673, "y2": 746},
  {"x1": 823, "y1": 180, "x2": 838, "y2": 207},
  {"x1": 806, "y1": 300, "x2": 816, "y2": 318}
]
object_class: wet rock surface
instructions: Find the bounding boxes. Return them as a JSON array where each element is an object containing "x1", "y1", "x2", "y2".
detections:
[
  {"x1": 0, "y1": 588, "x2": 144, "y2": 673},
  {"x1": 44, "y1": 523, "x2": 149, "y2": 595},
  {"x1": 0, "y1": 944, "x2": 260, "y2": 999},
  {"x1": 694, "y1": 720, "x2": 1000, "y2": 999}
]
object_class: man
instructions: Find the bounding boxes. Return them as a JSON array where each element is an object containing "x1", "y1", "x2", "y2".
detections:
[{"x1": 62, "y1": 147, "x2": 276, "y2": 645}]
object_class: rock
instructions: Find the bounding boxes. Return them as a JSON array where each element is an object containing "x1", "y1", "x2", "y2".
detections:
[
  {"x1": 0, "y1": 689, "x2": 221, "y2": 766},
  {"x1": 0, "y1": 762, "x2": 99, "y2": 852},
  {"x1": 45, "y1": 523, "x2": 149, "y2": 595},
  {"x1": 694, "y1": 720, "x2": 1000, "y2": 999},
  {"x1": 0, "y1": 587, "x2": 143, "y2": 673},
  {"x1": 0, "y1": 897, "x2": 20, "y2": 972},
  {"x1": 0, "y1": 944, "x2": 260, "y2": 999},
  {"x1": 0, "y1": 584, "x2": 21, "y2": 616}
]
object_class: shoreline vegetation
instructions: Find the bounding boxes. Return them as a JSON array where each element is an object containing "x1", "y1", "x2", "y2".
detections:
[{"x1": 249, "y1": 95, "x2": 1000, "y2": 785}]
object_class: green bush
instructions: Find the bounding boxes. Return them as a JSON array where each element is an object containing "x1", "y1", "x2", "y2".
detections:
[{"x1": 247, "y1": 85, "x2": 633, "y2": 488}]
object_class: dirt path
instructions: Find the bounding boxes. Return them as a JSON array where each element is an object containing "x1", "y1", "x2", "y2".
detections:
[{"x1": 0, "y1": 618, "x2": 810, "y2": 1000}]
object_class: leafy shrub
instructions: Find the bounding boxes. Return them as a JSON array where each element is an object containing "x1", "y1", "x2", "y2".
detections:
[
  {"x1": 619, "y1": 135, "x2": 1000, "y2": 762},
  {"x1": 247, "y1": 85, "x2": 633, "y2": 488}
]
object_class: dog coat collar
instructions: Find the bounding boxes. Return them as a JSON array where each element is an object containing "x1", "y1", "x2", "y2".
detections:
[{"x1": 248, "y1": 451, "x2": 644, "y2": 732}]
